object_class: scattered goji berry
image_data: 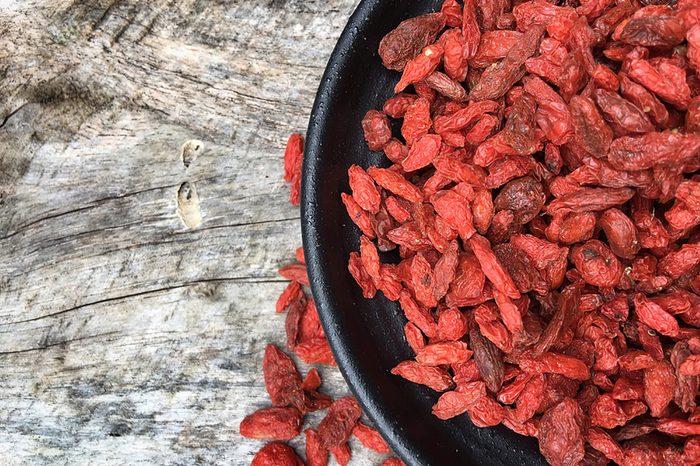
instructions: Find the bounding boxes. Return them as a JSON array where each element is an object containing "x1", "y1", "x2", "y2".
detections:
[
  {"x1": 304, "y1": 429, "x2": 328, "y2": 466},
  {"x1": 239, "y1": 407, "x2": 303, "y2": 440},
  {"x1": 251, "y1": 443, "x2": 304, "y2": 466},
  {"x1": 263, "y1": 344, "x2": 304, "y2": 409},
  {"x1": 330, "y1": 442, "x2": 351, "y2": 466},
  {"x1": 352, "y1": 422, "x2": 391, "y2": 454},
  {"x1": 318, "y1": 397, "x2": 362, "y2": 449}
]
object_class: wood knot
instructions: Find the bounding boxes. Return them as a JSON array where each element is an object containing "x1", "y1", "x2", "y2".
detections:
[
  {"x1": 181, "y1": 140, "x2": 203, "y2": 168},
  {"x1": 176, "y1": 182, "x2": 201, "y2": 228}
]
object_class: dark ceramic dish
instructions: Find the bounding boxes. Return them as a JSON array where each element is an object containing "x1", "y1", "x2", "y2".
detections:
[{"x1": 301, "y1": 1, "x2": 547, "y2": 465}]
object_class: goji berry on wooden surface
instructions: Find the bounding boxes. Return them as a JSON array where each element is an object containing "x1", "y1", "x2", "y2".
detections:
[
  {"x1": 239, "y1": 407, "x2": 303, "y2": 440},
  {"x1": 317, "y1": 396, "x2": 362, "y2": 449},
  {"x1": 352, "y1": 422, "x2": 392, "y2": 454},
  {"x1": 250, "y1": 442, "x2": 304, "y2": 466},
  {"x1": 304, "y1": 429, "x2": 328, "y2": 466},
  {"x1": 282, "y1": 134, "x2": 304, "y2": 206}
]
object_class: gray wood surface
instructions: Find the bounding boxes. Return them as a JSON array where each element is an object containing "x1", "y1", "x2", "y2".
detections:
[{"x1": 0, "y1": 1, "x2": 390, "y2": 464}]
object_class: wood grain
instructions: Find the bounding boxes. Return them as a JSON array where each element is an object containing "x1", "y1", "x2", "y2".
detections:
[{"x1": 0, "y1": 1, "x2": 390, "y2": 464}]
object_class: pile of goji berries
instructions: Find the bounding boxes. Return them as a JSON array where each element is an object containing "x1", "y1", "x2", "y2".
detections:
[
  {"x1": 240, "y1": 138, "x2": 404, "y2": 465},
  {"x1": 343, "y1": 0, "x2": 700, "y2": 465}
]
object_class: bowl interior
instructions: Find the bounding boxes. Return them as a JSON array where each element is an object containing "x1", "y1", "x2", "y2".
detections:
[{"x1": 302, "y1": 1, "x2": 547, "y2": 464}]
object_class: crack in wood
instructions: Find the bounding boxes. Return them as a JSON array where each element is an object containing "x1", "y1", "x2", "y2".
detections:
[
  {"x1": 0, "y1": 183, "x2": 182, "y2": 240},
  {"x1": 0, "y1": 205, "x2": 96, "y2": 241},
  {"x1": 0, "y1": 103, "x2": 29, "y2": 130},
  {"x1": 1, "y1": 276, "x2": 286, "y2": 326},
  {"x1": 0, "y1": 331, "x2": 120, "y2": 355},
  {"x1": 173, "y1": 217, "x2": 301, "y2": 235},
  {"x1": 93, "y1": 0, "x2": 120, "y2": 32}
]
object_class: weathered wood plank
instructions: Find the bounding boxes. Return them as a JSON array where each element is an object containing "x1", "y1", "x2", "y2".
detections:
[{"x1": 0, "y1": 0, "x2": 388, "y2": 464}]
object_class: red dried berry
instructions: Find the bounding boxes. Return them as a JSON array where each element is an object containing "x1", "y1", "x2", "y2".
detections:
[
  {"x1": 352, "y1": 422, "x2": 391, "y2": 454},
  {"x1": 317, "y1": 397, "x2": 362, "y2": 449},
  {"x1": 251, "y1": 443, "x2": 304, "y2": 466},
  {"x1": 362, "y1": 110, "x2": 393, "y2": 151},
  {"x1": 263, "y1": 345, "x2": 304, "y2": 409},
  {"x1": 239, "y1": 406, "x2": 302, "y2": 440},
  {"x1": 305, "y1": 429, "x2": 329, "y2": 466},
  {"x1": 391, "y1": 360, "x2": 455, "y2": 392}
]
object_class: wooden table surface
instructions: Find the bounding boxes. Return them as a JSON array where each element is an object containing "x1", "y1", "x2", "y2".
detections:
[{"x1": 0, "y1": 1, "x2": 390, "y2": 464}]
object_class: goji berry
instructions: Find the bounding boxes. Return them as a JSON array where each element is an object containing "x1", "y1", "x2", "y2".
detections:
[
  {"x1": 330, "y1": 443, "x2": 351, "y2": 466},
  {"x1": 379, "y1": 13, "x2": 446, "y2": 71},
  {"x1": 251, "y1": 443, "x2": 304, "y2": 466},
  {"x1": 304, "y1": 429, "x2": 328, "y2": 466},
  {"x1": 239, "y1": 406, "x2": 302, "y2": 440},
  {"x1": 317, "y1": 397, "x2": 362, "y2": 449},
  {"x1": 431, "y1": 382, "x2": 486, "y2": 419},
  {"x1": 391, "y1": 360, "x2": 455, "y2": 392},
  {"x1": 263, "y1": 344, "x2": 304, "y2": 409},
  {"x1": 352, "y1": 422, "x2": 391, "y2": 454}
]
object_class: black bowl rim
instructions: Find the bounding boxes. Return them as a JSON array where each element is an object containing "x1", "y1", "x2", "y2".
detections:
[{"x1": 300, "y1": 0, "x2": 419, "y2": 462}]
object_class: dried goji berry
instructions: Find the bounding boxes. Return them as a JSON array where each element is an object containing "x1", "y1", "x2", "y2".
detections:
[
  {"x1": 634, "y1": 293, "x2": 679, "y2": 337},
  {"x1": 379, "y1": 13, "x2": 446, "y2": 71},
  {"x1": 330, "y1": 443, "x2": 351, "y2": 466},
  {"x1": 432, "y1": 382, "x2": 486, "y2": 419},
  {"x1": 424, "y1": 72, "x2": 468, "y2": 102},
  {"x1": 470, "y1": 326, "x2": 505, "y2": 392},
  {"x1": 402, "y1": 134, "x2": 442, "y2": 172},
  {"x1": 318, "y1": 397, "x2": 362, "y2": 449},
  {"x1": 471, "y1": 31, "x2": 523, "y2": 68},
  {"x1": 417, "y1": 341, "x2": 473, "y2": 366},
  {"x1": 251, "y1": 442, "x2": 304, "y2": 466},
  {"x1": 348, "y1": 165, "x2": 381, "y2": 214},
  {"x1": 538, "y1": 398, "x2": 586, "y2": 466},
  {"x1": 276, "y1": 281, "x2": 303, "y2": 314},
  {"x1": 391, "y1": 360, "x2": 455, "y2": 392},
  {"x1": 294, "y1": 338, "x2": 336, "y2": 366},
  {"x1": 283, "y1": 133, "x2": 303, "y2": 183},
  {"x1": 404, "y1": 322, "x2": 426, "y2": 353},
  {"x1": 570, "y1": 240, "x2": 624, "y2": 288},
  {"x1": 302, "y1": 368, "x2": 322, "y2": 392},
  {"x1": 587, "y1": 428, "x2": 625, "y2": 465},
  {"x1": 361, "y1": 110, "x2": 392, "y2": 152},
  {"x1": 305, "y1": 429, "x2": 328, "y2": 466},
  {"x1": 395, "y1": 43, "x2": 445, "y2": 93},
  {"x1": 348, "y1": 251, "x2": 376, "y2": 300},
  {"x1": 468, "y1": 234, "x2": 520, "y2": 299},
  {"x1": 381, "y1": 458, "x2": 406, "y2": 466},
  {"x1": 352, "y1": 422, "x2": 391, "y2": 454},
  {"x1": 341, "y1": 192, "x2": 375, "y2": 239},
  {"x1": 437, "y1": 306, "x2": 468, "y2": 341},
  {"x1": 383, "y1": 93, "x2": 419, "y2": 119},
  {"x1": 627, "y1": 58, "x2": 691, "y2": 110},
  {"x1": 471, "y1": 25, "x2": 545, "y2": 101},
  {"x1": 240, "y1": 406, "x2": 303, "y2": 440},
  {"x1": 441, "y1": 0, "x2": 462, "y2": 28},
  {"x1": 367, "y1": 167, "x2": 423, "y2": 203},
  {"x1": 644, "y1": 360, "x2": 677, "y2": 417},
  {"x1": 493, "y1": 177, "x2": 545, "y2": 225},
  {"x1": 430, "y1": 189, "x2": 475, "y2": 240},
  {"x1": 263, "y1": 344, "x2": 304, "y2": 409}
]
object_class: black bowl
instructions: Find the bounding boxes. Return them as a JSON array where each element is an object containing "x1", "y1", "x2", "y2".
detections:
[{"x1": 301, "y1": 2, "x2": 548, "y2": 465}]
